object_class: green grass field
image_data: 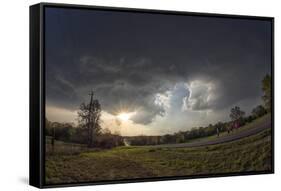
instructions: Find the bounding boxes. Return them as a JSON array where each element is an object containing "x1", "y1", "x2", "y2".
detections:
[{"x1": 45, "y1": 126, "x2": 272, "y2": 184}]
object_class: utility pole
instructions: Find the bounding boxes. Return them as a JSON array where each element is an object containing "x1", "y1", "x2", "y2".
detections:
[
  {"x1": 88, "y1": 91, "x2": 94, "y2": 147},
  {"x1": 89, "y1": 91, "x2": 94, "y2": 109}
]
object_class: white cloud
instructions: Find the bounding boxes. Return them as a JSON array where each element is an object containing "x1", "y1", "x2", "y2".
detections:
[
  {"x1": 154, "y1": 91, "x2": 171, "y2": 109},
  {"x1": 183, "y1": 80, "x2": 218, "y2": 111}
]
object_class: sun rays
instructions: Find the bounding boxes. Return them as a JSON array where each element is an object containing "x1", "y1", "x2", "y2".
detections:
[{"x1": 117, "y1": 112, "x2": 136, "y2": 122}]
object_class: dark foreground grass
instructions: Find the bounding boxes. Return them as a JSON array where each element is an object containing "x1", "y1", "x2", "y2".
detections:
[{"x1": 45, "y1": 128, "x2": 272, "y2": 184}]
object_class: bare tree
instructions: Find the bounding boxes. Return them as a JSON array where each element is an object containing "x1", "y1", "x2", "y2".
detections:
[{"x1": 77, "y1": 91, "x2": 101, "y2": 147}]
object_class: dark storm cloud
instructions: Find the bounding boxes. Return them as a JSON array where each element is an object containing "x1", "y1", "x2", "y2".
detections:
[{"x1": 45, "y1": 7, "x2": 272, "y2": 124}]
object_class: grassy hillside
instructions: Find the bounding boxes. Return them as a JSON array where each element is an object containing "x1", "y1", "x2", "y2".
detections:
[
  {"x1": 45, "y1": 127, "x2": 272, "y2": 184},
  {"x1": 184, "y1": 113, "x2": 271, "y2": 144}
]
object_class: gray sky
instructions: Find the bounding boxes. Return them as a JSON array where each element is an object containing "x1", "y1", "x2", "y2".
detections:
[{"x1": 45, "y1": 7, "x2": 272, "y2": 135}]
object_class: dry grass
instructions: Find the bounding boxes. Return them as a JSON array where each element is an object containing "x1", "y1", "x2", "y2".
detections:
[{"x1": 45, "y1": 128, "x2": 272, "y2": 184}]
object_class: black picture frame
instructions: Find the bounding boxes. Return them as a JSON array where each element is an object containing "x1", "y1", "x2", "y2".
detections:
[{"x1": 30, "y1": 2, "x2": 274, "y2": 188}]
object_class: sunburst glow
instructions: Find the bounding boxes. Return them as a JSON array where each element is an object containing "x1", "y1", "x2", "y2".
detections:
[{"x1": 117, "y1": 112, "x2": 134, "y2": 122}]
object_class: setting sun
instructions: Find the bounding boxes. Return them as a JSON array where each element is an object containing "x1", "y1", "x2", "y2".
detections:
[
  {"x1": 117, "y1": 112, "x2": 131, "y2": 121},
  {"x1": 117, "y1": 112, "x2": 136, "y2": 122}
]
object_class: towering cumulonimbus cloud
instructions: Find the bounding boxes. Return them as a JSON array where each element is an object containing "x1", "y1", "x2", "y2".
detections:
[{"x1": 45, "y1": 7, "x2": 271, "y2": 126}]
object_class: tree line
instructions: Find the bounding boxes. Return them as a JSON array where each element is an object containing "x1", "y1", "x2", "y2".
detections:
[
  {"x1": 45, "y1": 120, "x2": 124, "y2": 149},
  {"x1": 124, "y1": 104, "x2": 267, "y2": 146},
  {"x1": 46, "y1": 74, "x2": 271, "y2": 148}
]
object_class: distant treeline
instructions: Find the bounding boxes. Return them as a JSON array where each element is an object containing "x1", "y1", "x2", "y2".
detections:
[
  {"x1": 45, "y1": 121, "x2": 124, "y2": 149},
  {"x1": 125, "y1": 104, "x2": 268, "y2": 146},
  {"x1": 46, "y1": 104, "x2": 268, "y2": 147}
]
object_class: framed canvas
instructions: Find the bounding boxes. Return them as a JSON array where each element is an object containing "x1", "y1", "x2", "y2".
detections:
[{"x1": 30, "y1": 2, "x2": 274, "y2": 188}]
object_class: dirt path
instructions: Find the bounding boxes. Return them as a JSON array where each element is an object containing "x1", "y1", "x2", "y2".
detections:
[{"x1": 151, "y1": 119, "x2": 271, "y2": 148}]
